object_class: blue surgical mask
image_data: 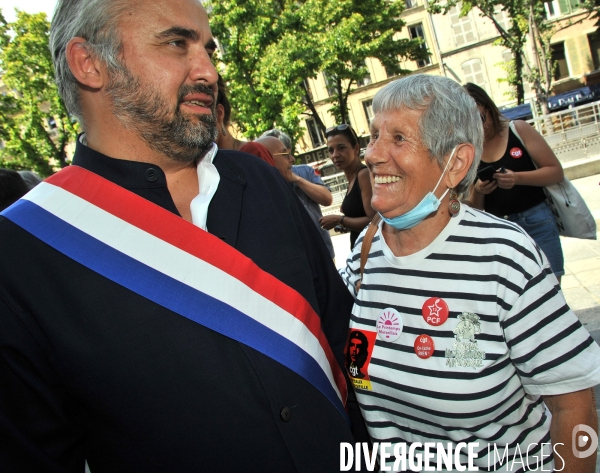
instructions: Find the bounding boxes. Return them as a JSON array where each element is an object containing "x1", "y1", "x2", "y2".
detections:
[{"x1": 379, "y1": 146, "x2": 457, "y2": 230}]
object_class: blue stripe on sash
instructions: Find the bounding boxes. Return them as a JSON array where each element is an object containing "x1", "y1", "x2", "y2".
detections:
[{"x1": 5, "y1": 199, "x2": 348, "y2": 420}]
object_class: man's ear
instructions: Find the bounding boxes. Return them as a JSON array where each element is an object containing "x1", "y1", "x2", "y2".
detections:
[
  {"x1": 445, "y1": 143, "x2": 475, "y2": 189},
  {"x1": 65, "y1": 37, "x2": 105, "y2": 89},
  {"x1": 215, "y1": 104, "x2": 225, "y2": 127}
]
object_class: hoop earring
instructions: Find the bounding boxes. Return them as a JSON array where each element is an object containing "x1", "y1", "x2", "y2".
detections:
[{"x1": 448, "y1": 189, "x2": 460, "y2": 216}]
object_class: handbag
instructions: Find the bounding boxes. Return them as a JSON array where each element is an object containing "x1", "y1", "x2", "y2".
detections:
[{"x1": 509, "y1": 121, "x2": 597, "y2": 240}]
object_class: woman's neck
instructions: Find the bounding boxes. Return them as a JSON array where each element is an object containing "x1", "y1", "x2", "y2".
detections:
[
  {"x1": 216, "y1": 127, "x2": 246, "y2": 151},
  {"x1": 344, "y1": 158, "x2": 362, "y2": 182}
]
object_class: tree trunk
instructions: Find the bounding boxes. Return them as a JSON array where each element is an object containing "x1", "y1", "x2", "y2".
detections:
[
  {"x1": 515, "y1": 52, "x2": 525, "y2": 105},
  {"x1": 337, "y1": 77, "x2": 348, "y2": 125},
  {"x1": 301, "y1": 81, "x2": 327, "y2": 134}
]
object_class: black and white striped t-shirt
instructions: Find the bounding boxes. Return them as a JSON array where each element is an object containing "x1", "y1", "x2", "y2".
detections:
[{"x1": 340, "y1": 205, "x2": 600, "y2": 472}]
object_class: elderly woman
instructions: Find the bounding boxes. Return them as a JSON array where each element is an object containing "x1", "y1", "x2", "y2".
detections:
[{"x1": 340, "y1": 74, "x2": 600, "y2": 472}]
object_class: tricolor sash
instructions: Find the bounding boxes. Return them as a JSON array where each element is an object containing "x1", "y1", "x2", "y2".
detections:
[{"x1": 2, "y1": 165, "x2": 348, "y2": 418}]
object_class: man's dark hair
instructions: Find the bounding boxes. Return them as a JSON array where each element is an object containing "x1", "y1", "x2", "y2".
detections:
[
  {"x1": 464, "y1": 82, "x2": 504, "y2": 137},
  {"x1": 217, "y1": 74, "x2": 231, "y2": 126},
  {"x1": 0, "y1": 169, "x2": 29, "y2": 211}
]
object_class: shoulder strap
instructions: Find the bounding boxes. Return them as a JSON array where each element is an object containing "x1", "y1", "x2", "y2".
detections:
[
  {"x1": 509, "y1": 120, "x2": 524, "y2": 145},
  {"x1": 356, "y1": 213, "x2": 382, "y2": 292}
]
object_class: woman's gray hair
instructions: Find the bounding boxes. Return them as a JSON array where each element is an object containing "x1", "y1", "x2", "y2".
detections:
[
  {"x1": 261, "y1": 129, "x2": 292, "y2": 150},
  {"x1": 372, "y1": 74, "x2": 483, "y2": 195},
  {"x1": 49, "y1": 0, "x2": 130, "y2": 126}
]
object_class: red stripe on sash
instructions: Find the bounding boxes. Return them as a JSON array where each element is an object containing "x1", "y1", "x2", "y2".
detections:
[{"x1": 46, "y1": 166, "x2": 347, "y2": 403}]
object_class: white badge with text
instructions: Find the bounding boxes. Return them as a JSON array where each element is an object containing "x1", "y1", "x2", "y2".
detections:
[{"x1": 376, "y1": 308, "x2": 403, "y2": 342}]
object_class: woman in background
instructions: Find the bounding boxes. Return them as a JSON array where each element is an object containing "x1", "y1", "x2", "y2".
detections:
[
  {"x1": 465, "y1": 83, "x2": 565, "y2": 281},
  {"x1": 319, "y1": 124, "x2": 375, "y2": 249}
]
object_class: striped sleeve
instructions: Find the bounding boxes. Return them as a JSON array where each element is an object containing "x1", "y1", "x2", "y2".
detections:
[
  {"x1": 338, "y1": 230, "x2": 367, "y2": 298},
  {"x1": 501, "y1": 245, "x2": 600, "y2": 395}
]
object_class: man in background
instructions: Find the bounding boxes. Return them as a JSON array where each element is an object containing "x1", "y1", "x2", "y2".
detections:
[{"x1": 259, "y1": 129, "x2": 335, "y2": 259}]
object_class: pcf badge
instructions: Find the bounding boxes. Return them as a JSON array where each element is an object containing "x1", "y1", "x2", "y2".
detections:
[
  {"x1": 414, "y1": 334, "x2": 435, "y2": 359},
  {"x1": 422, "y1": 297, "x2": 449, "y2": 326},
  {"x1": 376, "y1": 308, "x2": 403, "y2": 342}
]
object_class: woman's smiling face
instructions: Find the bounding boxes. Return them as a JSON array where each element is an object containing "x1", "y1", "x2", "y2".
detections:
[{"x1": 365, "y1": 107, "x2": 446, "y2": 219}]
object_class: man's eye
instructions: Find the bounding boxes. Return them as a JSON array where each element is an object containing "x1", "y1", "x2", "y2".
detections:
[{"x1": 168, "y1": 39, "x2": 185, "y2": 48}]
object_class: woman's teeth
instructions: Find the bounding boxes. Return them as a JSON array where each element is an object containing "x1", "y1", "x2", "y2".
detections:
[{"x1": 374, "y1": 175, "x2": 400, "y2": 184}]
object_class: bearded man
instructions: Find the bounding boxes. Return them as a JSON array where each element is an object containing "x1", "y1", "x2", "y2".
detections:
[{"x1": 0, "y1": 0, "x2": 359, "y2": 471}]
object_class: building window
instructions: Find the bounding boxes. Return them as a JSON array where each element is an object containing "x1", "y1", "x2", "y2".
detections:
[
  {"x1": 588, "y1": 34, "x2": 600, "y2": 70},
  {"x1": 462, "y1": 59, "x2": 486, "y2": 88},
  {"x1": 544, "y1": 0, "x2": 561, "y2": 18},
  {"x1": 405, "y1": 0, "x2": 419, "y2": 8},
  {"x1": 551, "y1": 42, "x2": 570, "y2": 80},
  {"x1": 408, "y1": 23, "x2": 431, "y2": 68},
  {"x1": 545, "y1": 0, "x2": 581, "y2": 17},
  {"x1": 363, "y1": 100, "x2": 374, "y2": 125},
  {"x1": 306, "y1": 118, "x2": 325, "y2": 148},
  {"x1": 493, "y1": 5, "x2": 511, "y2": 31},
  {"x1": 449, "y1": 6, "x2": 476, "y2": 47},
  {"x1": 356, "y1": 61, "x2": 372, "y2": 87},
  {"x1": 323, "y1": 73, "x2": 337, "y2": 97},
  {"x1": 383, "y1": 55, "x2": 399, "y2": 78}
]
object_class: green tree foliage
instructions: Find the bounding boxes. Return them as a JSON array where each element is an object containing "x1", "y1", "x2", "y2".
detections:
[
  {"x1": 0, "y1": 10, "x2": 78, "y2": 177},
  {"x1": 208, "y1": 0, "x2": 425, "y2": 141},
  {"x1": 428, "y1": 0, "x2": 599, "y2": 113}
]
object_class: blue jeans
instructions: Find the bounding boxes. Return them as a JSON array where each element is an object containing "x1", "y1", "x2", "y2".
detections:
[{"x1": 505, "y1": 201, "x2": 565, "y2": 277}]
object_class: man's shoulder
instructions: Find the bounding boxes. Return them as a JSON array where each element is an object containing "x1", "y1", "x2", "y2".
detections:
[
  {"x1": 214, "y1": 149, "x2": 279, "y2": 182},
  {"x1": 292, "y1": 164, "x2": 323, "y2": 182}
]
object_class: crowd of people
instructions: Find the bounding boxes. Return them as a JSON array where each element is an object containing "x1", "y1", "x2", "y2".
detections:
[{"x1": 0, "y1": 0, "x2": 599, "y2": 472}]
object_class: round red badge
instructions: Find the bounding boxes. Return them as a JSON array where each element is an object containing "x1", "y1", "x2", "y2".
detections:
[
  {"x1": 414, "y1": 334, "x2": 435, "y2": 359},
  {"x1": 509, "y1": 147, "x2": 523, "y2": 158},
  {"x1": 422, "y1": 297, "x2": 449, "y2": 326}
]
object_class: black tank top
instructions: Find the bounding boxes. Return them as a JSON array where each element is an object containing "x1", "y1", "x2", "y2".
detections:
[
  {"x1": 341, "y1": 165, "x2": 368, "y2": 249},
  {"x1": 478, "y1": 126, "x2": 546, "y2": 216}
]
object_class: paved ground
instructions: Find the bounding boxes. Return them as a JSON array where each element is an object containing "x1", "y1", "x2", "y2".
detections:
[{"x1": 332, "y1": 173, "x2": 600, "y2": 470}]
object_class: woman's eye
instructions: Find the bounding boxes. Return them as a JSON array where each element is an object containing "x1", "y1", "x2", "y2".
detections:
[
  {"x1": 369, "y1": 133, "x2": 378, "y2": 142},
  {"x1": 395, "y1": 134, "x2": 405, "y2": 142}
]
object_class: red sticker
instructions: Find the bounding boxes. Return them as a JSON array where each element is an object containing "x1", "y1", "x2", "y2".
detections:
[
  {"x1": 414, "y1": 334, "x2": 435, "y2": 359},
  {"x1": 422, "y1": 297, "x2": 449, "y2": 326},
  {"x1": 510, "y1": 147, "x2": 523, "y2": 158},
  {"x1": 344, "y1": 329, "x2": 377, "y2": 380}
]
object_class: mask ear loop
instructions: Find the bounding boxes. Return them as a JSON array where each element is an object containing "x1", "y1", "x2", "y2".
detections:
[{"x1": 432, "y1": 145, "x2": 458, "y2": 200}]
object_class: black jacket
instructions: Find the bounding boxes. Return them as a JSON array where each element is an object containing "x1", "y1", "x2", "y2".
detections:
[{"x1": 0, "y1": 141, "x2": 359, "y2": 472}]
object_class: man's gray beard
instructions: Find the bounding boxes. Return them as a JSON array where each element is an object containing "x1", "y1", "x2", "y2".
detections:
[{"x1": 106, "y1": 66, "x2": 218, "y2": 163}]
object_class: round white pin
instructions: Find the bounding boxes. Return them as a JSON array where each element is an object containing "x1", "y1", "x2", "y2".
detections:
[{"x1": 376, "y1": 308, "x2": 403, "y2": 342}]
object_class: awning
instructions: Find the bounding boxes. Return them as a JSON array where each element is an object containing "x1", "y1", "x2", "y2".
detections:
[
  {"x1": 500, "y1": 84, "x2": 600, "y2": 119},
  {"x1": 501, "y1": 103, "x2": 532, "y2": 120},
  {"x1": 547, "y1": 85, "x2": 600, "y2": 111}
]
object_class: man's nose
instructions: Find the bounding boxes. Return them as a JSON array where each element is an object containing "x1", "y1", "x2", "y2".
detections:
[{"x1": 190, "y1": 51, "x2": 218, "y2": 87}]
